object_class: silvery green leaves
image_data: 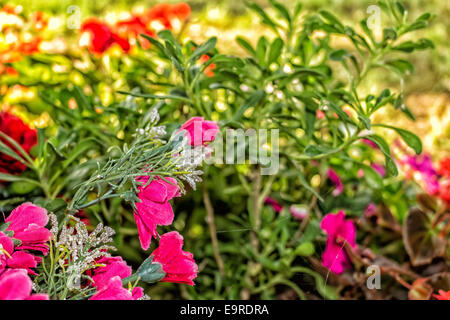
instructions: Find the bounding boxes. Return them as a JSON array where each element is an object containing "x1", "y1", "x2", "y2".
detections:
[
  {"x1": 66, "y1": 107, "x2": 189, "y2": 213},
  {"x1": 123, "y1": 256, "x2": 166, "y2": 285}
]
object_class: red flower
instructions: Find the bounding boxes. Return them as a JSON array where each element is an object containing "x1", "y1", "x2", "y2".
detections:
[
  {"x1": 80, "y1": 19, "x2": 130, "y2": 55},
  {"x1": 438, "y1": 178, "x2": 450, "y2": 205},
  {"x1": 438, "y1": 158, "x2": 450, "y2": 177},
  {"x1": 200, "y1": 54, "x2": 216, "y2": 77},
  {"x1": 151, "y1": 231, "x2": 198, "y2": 286},
  {"x1": 168, "y1": 3, "x2": 191, "y2": 21},
  {"x1": 145, "y1": 2, "x2": 191, "y2": 29},
  {"x1": 115, "y1": 15, "x2": 155, "y2": 49},
  {"x1": 31, "y1": 11, "x2": 47, "y2": 31},
  {"x1": 0, "y1": 112, "x2": 37, "y2": 175},
  {"x1": 434, "y1": 290, "x2": 450, "y2": 300},
  {"x1": 16, "y1": 37, "x2": 41, "y2": 55},
  {"x1": 145, "y1": 4, "x2": 173, "y2": 29}
]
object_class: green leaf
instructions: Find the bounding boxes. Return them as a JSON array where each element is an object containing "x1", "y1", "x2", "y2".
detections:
[
  {"x1": 382, "y1": 28, "x2": 397, "y2": 42},
  {"x1": 256, "y1": 37, "x2": 269, "y2": 66},
  {"x1": 361, "y1": 164, "x2": 383, "y2": 189},
  {"x1": 236, "y1": 37, "x2": 256, "y2": 56},
  {"x1": 247, "y1": 2, "x2": 279, "y2": 32},
  {"x1": 319, "y1": 10, "x2": 345, "y2": 33},
  {"x1": 374, "y1": 124, "x2": 422, "y2": 154},
  {"x1": 329, "y1": 49, "x2": 351, "y2": 61},
  {"x1": 393, "y1": 38, "x2": 434, "y2": 52},
  {"x1": 188, "y1": 37, "x2": 217, "y2": 64},
  {"x1": 365, "y1": 135, "x2": 398, "y2": 176},
  {"x1": 297, "y1": 170, "x2": 323, "y2": 202},
  {"x1": 269, "y1": 0, "x2": 291, "y2": 26},
  {"x1": 267, "y1": 38, "x2": 284, "y2": 65},
  {"x1": 135, "y1": 255, "x2": 166, "y2": 283},
  {"x1": 232, "y1": 89, "x2": 265, "y2": 121},
  {"x1": 385, "y1": 59, "x2": 414, "y2": 75}
]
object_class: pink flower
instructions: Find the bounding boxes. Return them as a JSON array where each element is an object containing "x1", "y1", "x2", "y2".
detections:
[
  {"x1": 289, "y1": 205, "x2": 308, "y2": 220},
  {"x1": 361, "y1": 139, "x2": 378, "y2": 149},
  {"x1": 179, "y1": 117, "x2": 219, "y2": 146},
  {"x1": 91, "y1": 256, "x2": 132, "y2": 289},
  {"x1": 364, "y1": 203, "x2": 377, "y2": 217},
  {"x1": 89, "y1": 276, "x2": 143, "y2": 300},
  {"x1": 371, "y1": 163, "x2": 386, "y2": 177},
  {"x1": 320, "y1": 211, "x2": 356, "y2": 274},
  {"x1": 6, "y1": 203, "x2": 52, "y2": 255},
  {"x1": 264, "y1": 197, "x2": 283, "y2": 212},
  {"x1": 401, "y1": 154, "x2": 439, "y2": 195},
  {"x1": 0, "y1": 269, "x2": 48, "y2": 300},
  {"x1": 151, "y1": 231, "x2": 198, "y2": 286},
  {"x1": 134, "y1": 176, "x2": 180, "y2": 250},
  {"x1": 0, "y1": 231, "x2": 41, "y2": 275},
  {"x1": 327, "y1": 169, "x2": 344, "y2": 196}
]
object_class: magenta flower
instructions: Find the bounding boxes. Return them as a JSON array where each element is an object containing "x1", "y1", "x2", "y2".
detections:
[
  {"x1": 361, "y1": 139, "x2": 378, "y2": 149},
  {"x1": 151, "y1": 231, "x2": 198, "y2": 286},
  {"x1": 320, "y1": 211, "x2": 356, "y2": 274},
  {"x1": 371, "y1": 163, "x2": 386, "y2": 177},
  {"x1": 403, "y1": 154, "x2": 439, "y2": 194},
  {"x1": 0, "y1": 231, "x2": 41, "y2": 275},
  {"x1": 179, "y1": 117, "x2": 219, "y2": 146},
  {"x1": 90, "y1": 276, "x2": 143, "y2": 300},
  {"x1": 91, "y1": 256, "x2": 132, "y2": 289},
  {"x1": 6, "y1": 203, "x2": 52, "y2": 255},
  {"x1": 134, "y1": 176, "x2": 180, "y2": 250},
  {"x1": 327, "y1": 169, "x2": 344, "y2": 196},
  {"x1": 364, "y1": 203, "x2": 377, "y2": 217},
  {"x1": 0, "y1": 269, "x2": 48, "y2": 300},
  {"x1": 264, "y1": 197, "x2": 283, "y2": 212}
]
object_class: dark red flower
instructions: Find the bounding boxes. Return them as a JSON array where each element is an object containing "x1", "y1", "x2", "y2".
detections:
[
  {"x1": 0, "y1": 112, "x2": 37, "y2": 175},
  {"x1": 80, "y1": 19, "x2": 130, "y2": 55}
]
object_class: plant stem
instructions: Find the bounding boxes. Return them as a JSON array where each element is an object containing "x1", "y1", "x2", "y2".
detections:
[{"x1": 202, "y1": 182, "x2": 225, "y2": 276}]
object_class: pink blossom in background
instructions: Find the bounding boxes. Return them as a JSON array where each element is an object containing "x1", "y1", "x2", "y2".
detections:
[
  {"x1": 289, "y1": 205, "x2": 308, "y2": 220},
  {"x1": 264, "y1": 197, "x2": 283, "y2": 212},
  {"x1": 357, "y1": 169, "x2": 364, "y2": 178},
  {"x1": 364, "y1": 203, "x2": 377, "y2": 217},
  {"x1": 179, "y1": 117, "x2": 219, "y2": 146},
  {"x1": 89, "y1": 276, "x2": 143, "y2": 300},
  {"x1": 134, "y1": 176, "x2": 180, "y2": 250},
  {"x1": 371, "y1": 163, "x2": 386, "y2": 177},
  {"x1": 320, "y1": 211, "x2": 356, "y2": 274},
  {"x1": 151, "y1": 231, "x2": 198, "y2": 286},
  {"x1": 0, "y1": 269, "x2": 48, "y2": 300},
  {"x1": 5, "y1": 202, "x2": 52, "y2": 255},
  {"x1": 327, "y1": 169, "x2": 344, "y2": 196},
  {"x1": 402, "y1": 154, "x2": 440, "y2": 195},
  {"x1": 361, "y1": 139, "x2": 378, "y2": 149}
]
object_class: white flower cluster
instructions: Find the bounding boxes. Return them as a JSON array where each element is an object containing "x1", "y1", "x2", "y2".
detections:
[{"x1": 49, "y1": 214, "x2": 116, "y2": 288}]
